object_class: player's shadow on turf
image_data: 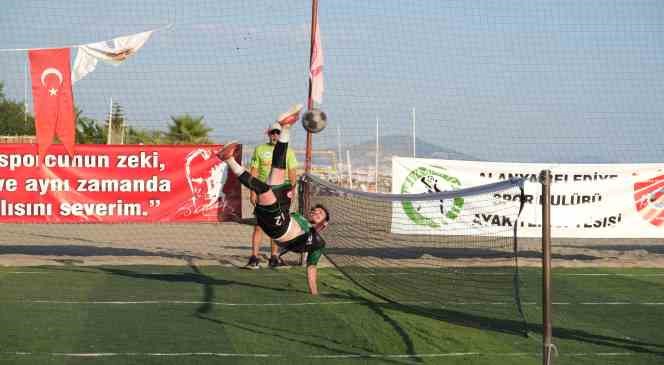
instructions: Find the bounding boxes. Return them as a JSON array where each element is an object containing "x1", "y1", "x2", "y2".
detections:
[
  {"x1": 97, "y1": 266, "x2": 312, "y2": 298},
  {"x1": 334, "y1": 272, "x2": 664, "y2": 355},
  {"x1": 194, "y1": 310, "x2": 413, "y2": 364},
  {"x1": 364, "y1": 300, "x2": 423, "y2": 363},
  {"x1": 0, "y1": 245, "x2": 201, "y2": 260},
  {"x1": 97, "y1": 264, "x2": 349, "y2": 315},
  {"x1": 179, "y1": 265, "x2": 414, "y2": 363},
  {"x1": 184, "y1": 264, "x2": 350, "y2": 314},
  {"x1": 99, "y1": 266, "x2": 393, "y2": 361},
  {"x1": 385, "y1": 303, "x2": 664, "y2": 356}
]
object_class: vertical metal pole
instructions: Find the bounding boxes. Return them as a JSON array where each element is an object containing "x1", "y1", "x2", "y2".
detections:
[
  {"x1": 412, "y1": 107, "x2": 416, "y2": 158},
  {"x1": 540, "y1": 169, "x2": 554, "y2": 365},
  {"x1": 346, "y1": 150, "x2": 353, "y2": 189},
  {"x1": 24, "y1": 61, "x2": 28, "y2": 125},
  {"x1": 106, "y1": 98, "x2": 113, "y2": 145},
  {"x1": 375, "y1": 116, "x2": 379, "y2": 192},
  {"x1": 336, "y1": 124, "x2": 343, "y2": 182},
  {"x1": 301, "y1": 0, "x2": 320, "y2": 267},
  {"x1": 304, "y1": 0, "x2": 319, "y2": 212}
]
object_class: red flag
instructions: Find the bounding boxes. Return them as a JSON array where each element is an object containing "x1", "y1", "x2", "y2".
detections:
[{"x1": 29, "y1": 48, "x2": 75, "y2": 159}]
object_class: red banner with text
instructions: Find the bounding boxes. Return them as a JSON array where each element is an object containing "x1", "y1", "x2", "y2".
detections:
[{"x1": 0, "y1": 144, "x2": 242, "y2": 223}]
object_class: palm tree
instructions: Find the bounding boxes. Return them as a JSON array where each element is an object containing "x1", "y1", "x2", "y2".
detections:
[
  {"x1": 166, "y1": 114, "x2": 213, "y2": 144},
  {"x1": 125, "y1": 127, "x2": 168, "y2": 145}
]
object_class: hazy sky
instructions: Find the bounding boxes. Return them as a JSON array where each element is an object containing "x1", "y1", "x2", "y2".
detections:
[{"x1": 1, "y1": 0, "x2": 663, "y2": 163}]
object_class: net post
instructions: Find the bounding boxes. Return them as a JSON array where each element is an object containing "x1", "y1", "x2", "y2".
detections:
[
  {"x1": 304, "y1": 0, "x2": 319, "y2": 189},
  {"x1": 540, "y1": 169, "x2": 555, "y2": 365},
  {"x1": 301, "y1": 0, "x2": 319, "y2": 267}
]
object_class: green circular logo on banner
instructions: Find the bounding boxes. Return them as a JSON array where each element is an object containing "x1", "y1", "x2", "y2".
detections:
[{"x1": 400, "y1": 166, "x2": 464, "y2": 228}]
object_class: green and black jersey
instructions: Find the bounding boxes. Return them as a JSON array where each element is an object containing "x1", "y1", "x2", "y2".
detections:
[{"x1": 282, "y1": 212, "x2": 326, "y2": 266}]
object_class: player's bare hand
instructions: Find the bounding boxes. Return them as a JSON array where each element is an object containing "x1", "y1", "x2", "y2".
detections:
[{"x1": 250, "y1": 192, "x2": 257, "y2": 206}]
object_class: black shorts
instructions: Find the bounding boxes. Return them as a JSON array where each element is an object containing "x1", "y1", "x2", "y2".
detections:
[
  {"x1": 271, "y1": 183, "x2": 293, "y2": 211},
  {"x1": 254, "y1": 201, "x2": 290, "y2": 239}
]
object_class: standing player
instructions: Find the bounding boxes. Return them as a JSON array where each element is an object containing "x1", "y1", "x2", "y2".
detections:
[
  {"x1": 246, "y1": 121, "x2": 298, "y2": 269},
  {"x1": 217, "y1": 104, "x2": 329, "y2": 295}
]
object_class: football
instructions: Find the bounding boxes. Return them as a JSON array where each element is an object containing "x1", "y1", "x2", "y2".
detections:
[{"x1": 301, "y1": 109, "x2": 327, "y2": 134}]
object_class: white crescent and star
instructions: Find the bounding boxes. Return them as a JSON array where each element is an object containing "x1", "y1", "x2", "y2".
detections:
[{"x1": 40, "y1": 67, "x2": 63, "y2": 96}]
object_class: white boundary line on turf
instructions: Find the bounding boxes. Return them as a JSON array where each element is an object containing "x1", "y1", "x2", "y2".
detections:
[
  {"x1": 4, "y1": 351, "x2": 642, "y2": 358},
  {"x1": 555, "y1": 273, "x2": 664, "y2": 277},
  {"x1": 3, "y1": 271, "x2": 297, "y2": 277},
  {"x1": 579, "y1": 302, "x2": 664, "y2": 305},
  {"x1": 20, "y1": 300, "x2": 365, "y2": 306},
  {"x1": 7, "y1": 299, "x2": 664, "y2": 306},
  {"x1": 525, "y1": 301, "x2": 664, "y2": 306},
  {"x1": 7, "y1": 271, "x2": 664, "y2": 277},
  {"x1": 332, "y1": 272, "x2": 664, "y2": 277}
]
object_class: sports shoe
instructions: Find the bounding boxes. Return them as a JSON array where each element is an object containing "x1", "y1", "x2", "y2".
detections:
[
  {"x1": 244, "y1": 255, "x2": 260, "y2": 270},
  {"x1": 276, "y1": 104, "x2": 303, "y2": 127},
  {"x1": 268, "y1": 255, "x2": 282, "y2": 268},
  {"x1": 216, "y1": 141, "x2": 239, "y2": 161}
]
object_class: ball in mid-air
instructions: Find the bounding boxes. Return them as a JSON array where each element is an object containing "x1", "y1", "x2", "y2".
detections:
[{"x1": 302, "y1": 109, "x2": 327, "y2": 134}]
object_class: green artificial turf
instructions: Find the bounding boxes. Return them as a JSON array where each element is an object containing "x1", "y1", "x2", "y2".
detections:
[{"x1": 0, "y1": 266, "x2": 662, "y2": 364}]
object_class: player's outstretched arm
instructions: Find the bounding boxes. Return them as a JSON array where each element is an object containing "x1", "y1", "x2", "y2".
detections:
[{"x1": 307, "y1": 265, "x2": 318, "y2": 295}]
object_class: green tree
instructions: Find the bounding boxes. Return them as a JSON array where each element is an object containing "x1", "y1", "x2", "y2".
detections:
[
  {"x1": 166, "y1": 114, "x2": 213, "y2": 144},
  {"x1": 0, "y1": 82, "x2": 36, "y2": 136},
  {"x1": 125, "y1": 127, "x2": 168, "y2": 145},
  {"x1": 75, "y1": 108, "x2": 106, "y2": 144},
  {"x1": 2, "y1": 82, "x2": 212, "y2": 145}
]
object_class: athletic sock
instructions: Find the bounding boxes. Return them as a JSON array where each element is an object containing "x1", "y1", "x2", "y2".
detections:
[
  {"x1": 225, "y1": 158, "x2": 246, "y2": 176},
  {"x1": 278, "y1": 127, "x2": 290, "y2": 143},
  {"x1": 238, "y1": 171, "x2": 270, "y2": 194}
]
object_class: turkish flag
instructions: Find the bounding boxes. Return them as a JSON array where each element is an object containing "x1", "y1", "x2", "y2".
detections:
[{"x1": 29, "y1": 48, "x2": 75, "y2": 159}]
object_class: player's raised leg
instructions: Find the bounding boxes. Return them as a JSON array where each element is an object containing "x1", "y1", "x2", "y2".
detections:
[
  {"x1": 261, "y1": 104, "x2": 301, "y2": 205},
  {"x1": 217, "y1": 142, "x2": 278, "y2": 206}
]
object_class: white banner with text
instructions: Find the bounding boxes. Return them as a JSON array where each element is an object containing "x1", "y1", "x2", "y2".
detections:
[{"x1": 392, "y1": 157, "x2": 664, "y2": 238}]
